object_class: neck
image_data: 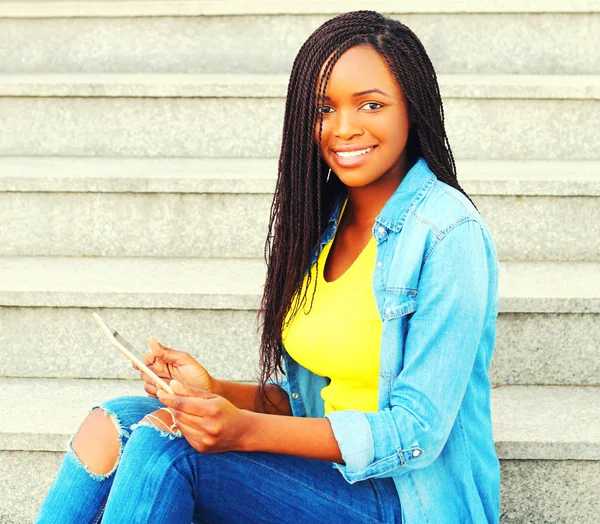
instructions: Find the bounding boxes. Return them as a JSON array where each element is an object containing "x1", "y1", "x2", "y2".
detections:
[{"x1": 343, "y1": 155, "x2": 412, "y2": 230}]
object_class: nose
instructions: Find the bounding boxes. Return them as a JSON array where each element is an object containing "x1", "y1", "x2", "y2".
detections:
[{"x1": 333, "y1": 108, "x2": 363, "y2": 140}]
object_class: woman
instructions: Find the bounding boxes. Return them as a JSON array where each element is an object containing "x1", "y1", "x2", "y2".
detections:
[{"x1": 36, "y1": 10, "x2": 500, "y2": 523}]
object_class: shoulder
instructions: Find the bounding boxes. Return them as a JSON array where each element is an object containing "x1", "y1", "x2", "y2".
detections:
[
  {"x1": 413, "y1": 177, "x2": 495, "y2": 250},
  {"x1": 413, "y1": 178, "x2": 478, "y2": 234},
  {"x1": 385, "y1": 175, "x2": 498, "y2": 280}
]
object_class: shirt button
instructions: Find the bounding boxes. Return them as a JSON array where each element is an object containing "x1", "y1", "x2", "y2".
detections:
[
  {"x1": 377, "y1": 226, "x2": 385, "y2": 234},
  {"x1": 377, "y1": 261, "x2": 382, "y2": 267},
  {"x1": 385, "y1": 307, "x2": 391, "y2": 315},
  {"x1": 291, "y1": 392, "x2": 299, "y2": 400},
  {"x1": 412, "y1": 449, "x2": 421, "y2": 457}
]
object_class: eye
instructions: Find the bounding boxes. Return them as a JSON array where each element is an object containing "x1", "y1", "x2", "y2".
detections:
[
  {"x1": 316, "y1": 104, "x2": 333, "y2": 114},
  {"x1": 362, "y1": 102, "x2": 383, "y2": 111}
]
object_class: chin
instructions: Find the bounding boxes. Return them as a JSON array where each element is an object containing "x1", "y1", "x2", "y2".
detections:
[
  {"x1": 338, "y1": 177, "x2": 365, "y2": 186},
  {"x1": 336, "y1": 172, "x2": 382, "y2": 188}
]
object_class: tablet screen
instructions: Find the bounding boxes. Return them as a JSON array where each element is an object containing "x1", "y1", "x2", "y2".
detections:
[{"x1": 96, "y1": 314, "x2": 147, "y2": 361}]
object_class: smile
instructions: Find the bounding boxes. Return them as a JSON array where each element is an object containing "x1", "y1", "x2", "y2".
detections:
[
  {"x1": 331, "y1": 146, "x2": 377, "y2": 168},
  {"x1": 334, "y1": 146, "x2": 375, "y2": 158}
]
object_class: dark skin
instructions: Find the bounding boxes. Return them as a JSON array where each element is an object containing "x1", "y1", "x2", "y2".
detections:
[
  {"x1": 72, "y1": 45, "x2": 415, "y2": 474},
  {"x1": 315, "y1": 44, "x2": 413, "y2": 282},
  {"x1": 149, "y1": 44, "x2": 416, "y2": 458}
]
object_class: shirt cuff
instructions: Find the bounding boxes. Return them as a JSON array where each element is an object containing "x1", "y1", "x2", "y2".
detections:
[{"x1": 324, "y1": 410, "x2": 375, "y2": 481}]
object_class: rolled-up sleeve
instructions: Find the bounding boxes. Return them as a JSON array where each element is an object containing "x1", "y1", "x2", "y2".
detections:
[{"x1": 325, "y1": 219, "x2": 494, "y2": 483}]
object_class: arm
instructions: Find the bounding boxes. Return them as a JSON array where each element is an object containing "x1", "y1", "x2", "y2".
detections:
[
  {"x1": 324, "y1": 220, "x2": 497, "y2": 481},
  {"x1": 240, "y1": 412, "x2": 344, "y2": 464},
  {"x1": 208, "y1": 380, "x2": 342, "y2": 462},
  {"x1": 156, "y1": 381, "x2": 344, "y2": 463},
  {"x1": 213, "y1": 379, "x2": 292, "y2": 416}
]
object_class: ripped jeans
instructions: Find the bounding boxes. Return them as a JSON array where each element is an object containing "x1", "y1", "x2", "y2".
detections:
[{"x1": 34, "y1": 395, "x2": 402, "y2": 523}]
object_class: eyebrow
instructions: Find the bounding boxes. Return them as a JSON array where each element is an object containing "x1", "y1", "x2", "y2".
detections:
[{"x1": 321, "y1": 88, "x2": 392, "y2": 100}]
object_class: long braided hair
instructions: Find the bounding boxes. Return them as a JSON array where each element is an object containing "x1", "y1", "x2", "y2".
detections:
[{"x1": 256, "y1": 10, "x2": 477, "y2": 413}]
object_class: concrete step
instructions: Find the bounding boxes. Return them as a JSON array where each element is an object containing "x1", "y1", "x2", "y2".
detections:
[
  {"x1": 3, "y1": 157, "x2": 600, "y2": 196},
  {"x1": 2, "y1": 156, "x2": 599, "y2": 262},
  {"x1": 1, "y1": 256, "x2": 598, "y2": 386},
  {"x1": 0, "y1": 74, "x2": 598, "y2": 159},
  {"x1": 0, "y1": 2, "x2": 597, "y2": 75},
  {"x1": 1, "y1": 378, "x2": 598, "y2": 522}
]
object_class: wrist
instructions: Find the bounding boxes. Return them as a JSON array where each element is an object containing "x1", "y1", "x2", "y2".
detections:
[
  {"x1": 237, "y1": 410, "x2": 262, "y2": 453},
  {"x1": 211, "y1": 377, "x2": 223, "y2": 396}
]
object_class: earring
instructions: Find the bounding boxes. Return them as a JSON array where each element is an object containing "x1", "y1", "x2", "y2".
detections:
[{"x1": 326, "y1": 168, "x2": 331, "y2": 183}]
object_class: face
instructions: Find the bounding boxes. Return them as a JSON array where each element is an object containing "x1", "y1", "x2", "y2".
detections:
[{"x1": 314, "y1": 44, "x2": 412, "y2": 189}]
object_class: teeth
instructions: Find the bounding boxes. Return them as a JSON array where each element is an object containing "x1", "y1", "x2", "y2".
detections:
[{"x1": 335, "y1": 147, "x2": 374, "y2": 158}]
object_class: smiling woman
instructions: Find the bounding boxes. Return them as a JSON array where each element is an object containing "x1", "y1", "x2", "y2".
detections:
[
  {"x1": 35, "y1": 10, "x2": 499, "y2": 524},
  {"x1": 314, "y1": 46, "x2": 412, "y2": 184}
]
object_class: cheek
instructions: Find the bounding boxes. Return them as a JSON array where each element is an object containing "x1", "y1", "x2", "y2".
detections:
[{"x1": 381, "y1": 110, "x2": 410, "y2": 150}]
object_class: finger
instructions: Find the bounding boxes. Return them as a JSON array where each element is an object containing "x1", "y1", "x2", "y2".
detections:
[
  {"x1": 165, "y1": 412, "x2": 207, "y2": 439},
  {"x1": 140, "y1": 370, "x2": 156, "y2": 384},
  {"x1": 148, "y1": 336, "x2": 190, "y2": 365},
  {"x1": 170, "y1": 380, "x2": 215, "y2": 398},
  {"x1": 134, "y1": 350, "x2": 160, "y2": 376},
  {"x1": 156, "y1": 391, "x2": 208, "y2": 416},
  {"x1": 148, "y1": 336, "x2": 169, "y2": 357},
  {"x1": 139, "y1": 361, "x2": 169, "y2": 381},
  {"x1": 140, "y1": 350, "x2": 159, "y2": 370},
  {"x1": 145, "y1": 382, "x2": 158, "y2": 397},
  {"x1": 141, "y1": 375, "x2": 164, "y2": 398},
  {"x1": 139, "y1": 353, "x2": 154, "y2": 371},
  {"x1": 169, "y1": 408, "x2": 210, "y2": 430}
]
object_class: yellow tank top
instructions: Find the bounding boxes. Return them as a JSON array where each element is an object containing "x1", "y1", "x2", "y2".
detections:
[{"x1": 281, "y1": 198, "x2": 382, "y2": 415}]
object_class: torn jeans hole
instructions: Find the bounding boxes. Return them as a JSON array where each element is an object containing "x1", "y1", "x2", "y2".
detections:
[
  {"x1": 66, "y1": 404, "x2": 131, "y2": 482},
  {"x1": 130, "y1": 407, "x2": 183, "y2": 440}
]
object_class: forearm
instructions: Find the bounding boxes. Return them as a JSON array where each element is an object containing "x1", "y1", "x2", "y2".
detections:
[
  {"x1": 240, "y1": 411, "x2": 344, "y2": 464},
  {"x1": 213, "y1": 379, "x2": 292, "y2": 416}
]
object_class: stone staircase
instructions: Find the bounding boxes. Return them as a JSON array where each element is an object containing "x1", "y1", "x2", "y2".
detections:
[{"x1": 0, "y1": 1, "x2": 598, "y2": 522}]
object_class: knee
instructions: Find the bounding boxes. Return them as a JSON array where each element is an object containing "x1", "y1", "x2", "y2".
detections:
[{"x1": 70, "y1": 407, "x2": 125, "y2": 477}]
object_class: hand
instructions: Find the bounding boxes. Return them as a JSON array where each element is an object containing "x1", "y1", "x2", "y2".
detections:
[
  {"x1": 156, "y1": 380, "x2": 254, "y2": 454},
  {"x1": 133, "y1": 336, "x2": 216, "y2": 398}
]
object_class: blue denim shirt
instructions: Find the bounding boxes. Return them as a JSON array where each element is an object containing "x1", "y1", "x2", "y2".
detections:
[{"x1": 270, "y1": 157, "x2": 500, "y2": 523}]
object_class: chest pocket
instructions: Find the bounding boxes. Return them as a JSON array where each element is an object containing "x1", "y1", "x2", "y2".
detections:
[{"x1": 381, "y1": 289, "x2": 417, "y2": 320}]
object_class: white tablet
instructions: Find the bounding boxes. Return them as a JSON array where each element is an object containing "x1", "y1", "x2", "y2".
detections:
[{"x1": 92, "y1": 312, "x2": 174, "y2": 395}]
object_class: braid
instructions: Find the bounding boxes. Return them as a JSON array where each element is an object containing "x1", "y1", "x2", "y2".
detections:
[{"x1": 257, "y1": 11, "x2": 478, "y2": 413}]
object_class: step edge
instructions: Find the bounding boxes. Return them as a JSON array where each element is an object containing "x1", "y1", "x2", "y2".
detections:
[
  {"x1": 1, "y1": 1, "x2": 598, "y2": 18},
  {"x1": 0, "y1": 73, "x2": 598, "y2": 100}
]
